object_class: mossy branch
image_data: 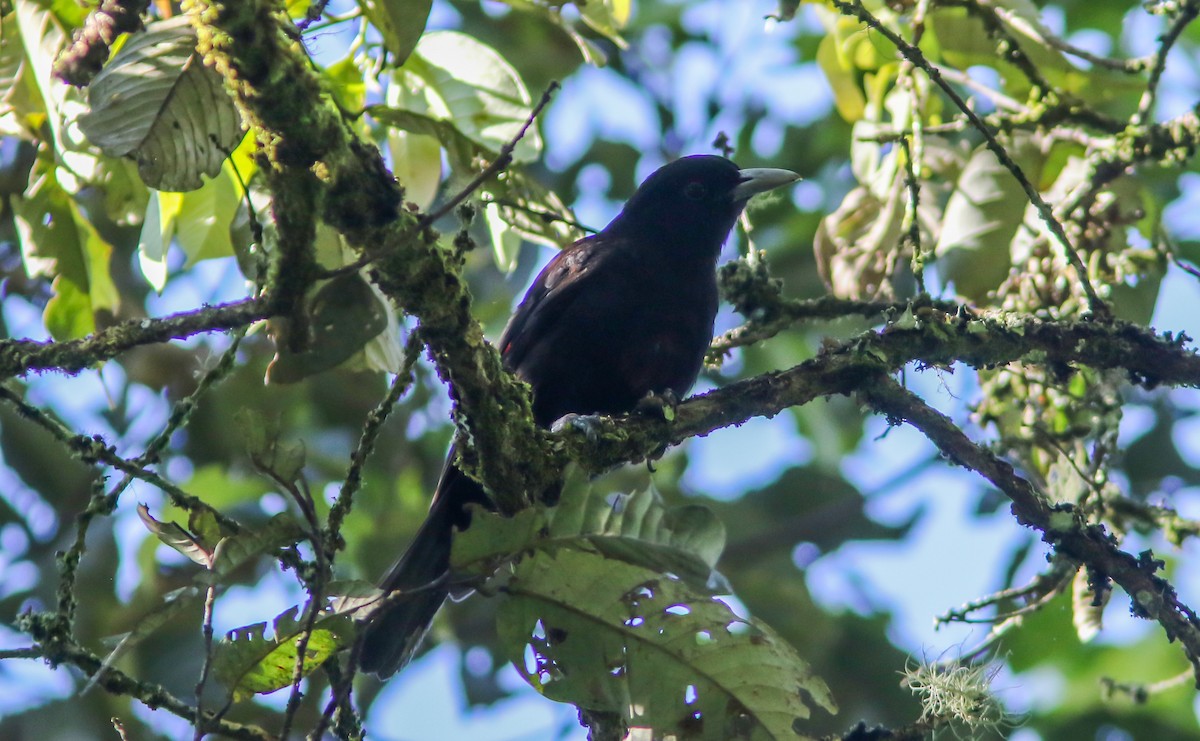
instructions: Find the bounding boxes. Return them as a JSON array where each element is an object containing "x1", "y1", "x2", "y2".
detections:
[{"x1": 183, "y1": 0, "x2": 548, "y2": 513}]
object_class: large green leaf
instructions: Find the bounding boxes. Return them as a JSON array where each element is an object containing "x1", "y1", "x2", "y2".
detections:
[
  {"x1": 78, "y1": 16, "x2": 244, "y2": 191},
  {"x1": 11, "y1": 162, "x2": 119, "y2": 338},
  {"x1": 386, "y1": 70, "x2": 443, "y2": 210},
  {"x1": 936, "y1": 135, "x2": 1045, "y2": 302},
  {"x1": 360, "y1": 0, "x2": 432, "y2": 65},
  {"x1": 928, "y1": 3, "x2": 1143, "y2": 104},
  {"x1": 498, "y1": 548, "x2": 837, "y2": 739},
  {"x1": 138, "y1": 139, "x2": 255, "y2": 290},
  {"x1": 14, "y1": 0, "x2": 96, "y2": 186},
  {"x1": 453, "y1": 472, "x2": 726, "y2": 591},
  {"x1": 0, "y1": 10, "x2": 45, "y2": 139},
  {"x1": 406, "y1": 30, "x2": 542, "y2": 162}
]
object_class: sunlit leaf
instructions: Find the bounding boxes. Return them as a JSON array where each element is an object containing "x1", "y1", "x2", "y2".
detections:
[
  {"x1": 407, "y1": 30, "x2": 542, "y2": 163},
  {"x1": 137, "y1": 190, "x2": 182, "y2": 292},
  {"x1": 1072, "y1": 567, "x2": 1108, "y2": 643},
  {"x1": 485, "y1": 199, "x2": 523, "y2": 274},
  {"x1": 212, "y1": 606, "x2": 353, "y2": 701},
  {"x1": 817, "y1": 31, "x2": 865, "y2": 122},
  {"x1": 387, "y1": 71, "x2": 443, "y2": 210},
  {"x1": 936, "y1": 135, "x2": 1044, "y2": 302},
  {"x1": 361, "y1": 0, "x2": 432, "y2": 65},
  {"x1": 14, "y1": 0, "x2": 96, "y2": 185},
  {"x1": 576, "y1": 0, "x2": 630, "y2": 48},
  {"x1": 324, "y1": 52, "x2": 367, "y2": 113}
]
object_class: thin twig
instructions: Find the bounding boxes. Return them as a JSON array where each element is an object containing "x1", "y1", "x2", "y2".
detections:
[
  {"x1": 479, "y1": 194, "x2": 598, "y2": 234},
  {"x1": 193, "y1": 581, "x2": 219, "y2": 741},
  {"x1": 1133, "y1": 0, "x2": 1200, "y2": 126},
  {"x1": 0, "y1": 297, "x2": 272, "y2": 377},
  {"x1": 861, "y1": 375, "x2": 1200, "y2": 684},
  {"x1": 325, "y1": 330, "x2": 425, "y2": 555},
  {"x1": 324, "y1": 81, "x2": 561, "y2": 280},
  {"x1": 5, "y1": 634, "x2": 273, "y2": 740}
]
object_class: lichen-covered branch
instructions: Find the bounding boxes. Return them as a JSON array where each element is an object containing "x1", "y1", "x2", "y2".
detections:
[
  {"x1": 0, "y1": 297, "x2": 271, "y2": 378},
  {"x1": 183, "y1": 0, "x2": 550, "y2": 513},
  {"x1": 859, "y1": 376, "x2": 1200, "y2": 685},
  {"x1": 563, "y1": 309, "x2": 1199, "y2": 474},
  {"x1": 7, "y1": 620, "x2": 273, "y2": 741}
]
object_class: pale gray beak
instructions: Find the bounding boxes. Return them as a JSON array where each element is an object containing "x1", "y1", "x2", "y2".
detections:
[{"x1": 731, "y1": 167, "x2": 801, "y2": 202}]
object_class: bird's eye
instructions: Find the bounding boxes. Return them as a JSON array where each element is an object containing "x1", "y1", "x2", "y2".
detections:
[{"x1": 683, "y1": 182, "x2": 707, "y2": 201}]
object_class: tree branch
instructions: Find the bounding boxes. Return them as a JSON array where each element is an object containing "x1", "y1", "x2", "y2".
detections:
[
  {"x1": 185, "y1": 0, "x2": 552, "y2": 513},
  {"x1": 565, "y1": 310, "x2": 1199, "y2": 474},
  {"x1": 0, "y1": 298, "x2": 271, "y2": 378},
  {"x1": 859, "y1": 376, "x2": 1200, "y2": 685}
]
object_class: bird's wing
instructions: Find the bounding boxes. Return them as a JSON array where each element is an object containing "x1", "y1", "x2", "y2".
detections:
[{"x1": 497, "y1": 235, "x2": 608, "y2": 371}]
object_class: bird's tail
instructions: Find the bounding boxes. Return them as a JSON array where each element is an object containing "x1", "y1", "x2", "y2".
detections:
[{"x1": 358, "y1": 452, "x2": 489, "y2": 677}]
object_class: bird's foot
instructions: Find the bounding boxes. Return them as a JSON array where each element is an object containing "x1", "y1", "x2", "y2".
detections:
[
  {"x1": 551, "y1": 413, "x2": 605, "y2": 442},
  {"x1": 635, "y1": 389, "x2": 680, "y2": 421}
]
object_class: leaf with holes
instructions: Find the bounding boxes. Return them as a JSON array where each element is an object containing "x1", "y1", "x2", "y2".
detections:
[
  {"x1": 212, "y1": 606, "x2": 353, "y2": 702},
  {"x1": 498, "y1": 548, "x2": 837, "y2": 739},
  {"x1": 453, "y1": 469, "x2": 726, "y2": 592}
]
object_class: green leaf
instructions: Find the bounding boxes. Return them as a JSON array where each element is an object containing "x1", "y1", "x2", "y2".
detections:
[
  {"x1": 485, "y1": 200, "x2": 523, "y2": 274},
  {"x1": 137, "y1": 190, "x2": 183, "y2": 292},
  {"x1": 813, "y1": 182, "x2": 905, "y2": 299},
  {"x1": 928, "y1": 4, "x2": 1143, "y2": 104},
  {"x1": 361, "y1": 0, "x2": 432, "y2": 65},
  {"x1": 576, "y1": 0, "x2": 630, "y2": 48},
  {"x1": 453, "y1": 470, "x2": 726, "y2": 593},
  {"x1": 175, "y1": 163, "x2": 244, "y2": 265},
  {"x1": 78, "y1": 16, "x2": 244, "y2": 191},
  {"x1": 498, "y1": 548, "x2": 837, "y2": 739},
  {"x1": 42, "y1": 274, "x2": 95, "y2": 340},
  {"x1": 816, "y1": 31, "x2": 865, "y2": 122},
  {"x1": 936, "y1": 135, "x2": 1044, "y2": 302},
  {"x1": 484, "y1": 170, "x2": 582, "y2": 250},
  {"x1": 11, "y1": 162, "x2": 119, "y2": 338},
  {"x1": 265, "y1": 271, "x2": 391, "y2": 383},
  {"x1": 207, "y1": 514, "x2": 305, "y2": 581},
  {"x1": 407, "y1": 30, "x2": 542, "y2": 163},
  {"x1": 14, "y1": 0, "x2": 98, "y2": 185},
  {"x1": 212, "y1": 606, "x2": 353, "y2": 702},
  {"x1": 324, "y1": 52, "x2": 368, "y2": 112},
  {"x1": 386, "y1": 71, "x2": 443, "y2": 210},
  {"x1": 327, "y1": 579, "x2": 388, "y2": 619},
  {"x1": 137, "y1": 503, "x2": 215, "y2": 567},
  {"x1": 498, "y1": 0, "x2": 609, "y2": 65},
  {"x1": 0, "y1": 10, "x2": 46, "y2": 139}
]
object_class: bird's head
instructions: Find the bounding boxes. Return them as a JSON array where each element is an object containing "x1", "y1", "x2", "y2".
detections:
[{"x1": 605, "y1": 154, "x2": 799, "y2": 260}]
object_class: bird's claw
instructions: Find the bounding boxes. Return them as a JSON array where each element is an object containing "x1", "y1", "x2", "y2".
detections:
[
  {"x1": 635, "y1": 389, "x2": 680, "y2": 420},
  {"x1": 551, "y1": 412, "x2": 605, "y2": 442}
]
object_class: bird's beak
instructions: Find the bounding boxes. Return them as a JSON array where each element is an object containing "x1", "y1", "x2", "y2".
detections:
[{"x1": 731, "y1": 168, "x2": 801, "y2": 202}]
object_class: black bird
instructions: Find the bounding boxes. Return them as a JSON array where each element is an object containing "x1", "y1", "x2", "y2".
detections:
[{"x1": 360, "y1": 155, "x2": 799, "y2": 677}]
